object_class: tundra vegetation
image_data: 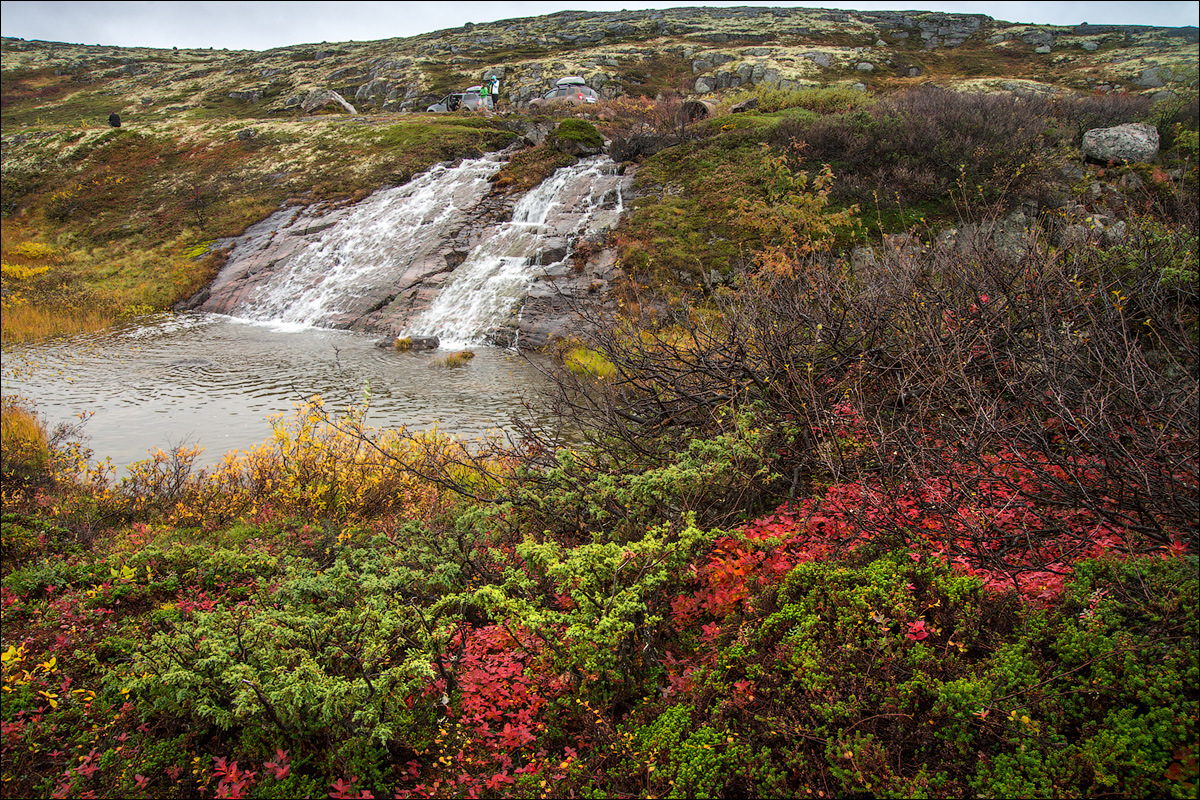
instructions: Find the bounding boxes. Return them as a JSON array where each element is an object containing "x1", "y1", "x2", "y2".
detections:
[{"x1": 2, "y1": 14, "x2": 1199, "y2": 800}]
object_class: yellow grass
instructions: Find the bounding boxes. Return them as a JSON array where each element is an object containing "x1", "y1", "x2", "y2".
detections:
[
  {"x1": 564, "y1": 346, "x2": 616, "y2": 379},
  {"x1": 1, "y1": 396, "x2": 50, "y2": 481},
  {"x1": 0, "y1": 302, "x2": 116, "y2": 344}
]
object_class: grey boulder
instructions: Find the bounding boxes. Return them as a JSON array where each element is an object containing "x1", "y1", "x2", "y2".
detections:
[{"x1": 1081, "y1": 123, "x2": 1159, "y2": 164}]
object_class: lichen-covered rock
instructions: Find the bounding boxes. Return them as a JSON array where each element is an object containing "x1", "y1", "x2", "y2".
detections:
[
  {"x1": 1134, "y1": 66, "x2": 1165, "y2": 88},
  {"x1": 300, "y1": 88, "x2": 357, "y2": 115},
  {"x1": 1082, "y1": 123, "x2": 1160, "y2": 164},
  {"x1": 228, "y1": 89, "x2": 264, "y2": 102}
]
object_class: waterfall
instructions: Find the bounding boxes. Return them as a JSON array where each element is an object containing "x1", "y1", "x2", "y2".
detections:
[
  {"x1": 201, "y1": 151, "x2": 628, "y2": 348},
  {"x1": 232, "y1": 154, "x2": 504, "y2": 328},
  {"x1": 405, "y1": 156, "x2": 626, "y2": 347}
]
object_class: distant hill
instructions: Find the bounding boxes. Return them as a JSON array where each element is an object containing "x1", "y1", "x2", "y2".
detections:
[{"x1": 3, "y1": 5, "x2": 1197, "y2": 124}]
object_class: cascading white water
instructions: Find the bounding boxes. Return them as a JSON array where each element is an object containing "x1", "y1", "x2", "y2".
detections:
[
  {"x1": 235, "y1": 154, "x2": 504, "y2": 327},
  {"x1": 404, "y1": 156, "x2": 626, "y2": 347}
]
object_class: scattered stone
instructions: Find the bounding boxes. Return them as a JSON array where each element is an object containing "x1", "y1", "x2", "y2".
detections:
[
  {"x1": 1021, "y1": 30, "x2": 1055, "y2": 48},
  {"x1": 326, "y1": 66, "x2": 363, "y2": 82},
  {"x1": 379, "y1": 335, "x2": 439, "y2": 351},
  {"x1": 1134, "y1": 66, "x2": 1165, "y2": 88},
  {"x1": 1086, "y1": 214, "x2": 1127, "y2": 243},
  {"x1": 1054, "y1": 224, "x2": 1090, "y2": 247},
  {"x1": 729, "y1": 97, "x2": 758, "y2": 113}
]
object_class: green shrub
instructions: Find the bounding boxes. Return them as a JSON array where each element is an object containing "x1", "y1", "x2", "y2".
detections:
[
  {"x1": 552, "y1": 119, "x2": 604, "y2": 149},
  {"x1": 130, "y1": 538, "x2": 446, "y2": 765},
  {"x1": 727, "y1": 85, "x2": 873, "y2": 115}
]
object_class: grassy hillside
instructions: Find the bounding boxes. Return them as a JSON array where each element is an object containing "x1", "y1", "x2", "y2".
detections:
[
  {"x1": 2, "y1": 6, "x2": 1199, "y2": 799},
  {"x1": 2, "y1": 5, "x2": 1195, "y2": 338}
]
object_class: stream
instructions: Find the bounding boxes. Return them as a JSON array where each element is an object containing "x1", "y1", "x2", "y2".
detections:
[{"x1": 1, "y1": 153, "x2": 627, "y2": 474}]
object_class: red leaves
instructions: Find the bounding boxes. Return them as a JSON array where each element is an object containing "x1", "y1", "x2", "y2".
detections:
[
  {"x1": 905, "y1": 621, "x2": 930, "y2": 641},
  {"x1": 263, "y1": 748, "x2": 290, "y2": 780},
  {"x1": 175, "y1": 591, "x2": 218, "y2": 615},
  {"x1": 212, "y1": 757, "x2": 257, "y2": 799},
  {"x1": 74, "y1": 749, "x2": 101, "y2": 778},
  {"x1": 454, "y1": 625, "x2": 550, "y2": 736},
  {"x1": 484, "y1": 770, "x2": 515, "y2": 790},
  {"x1": 394, "y1": 624, "x2": 565, "y2": 796},
  {"x1": 497, "y1": 721, "x2": 536, "y2": 749},
  {"x1": 669, "y1": 436, "x2": 1188, "y2": 635},
  {"x1": 329, "y1": 776, "x2": 373, "y2": 799}
]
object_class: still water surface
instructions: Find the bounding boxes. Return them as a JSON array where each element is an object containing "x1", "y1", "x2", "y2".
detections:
[{"x1": 1, "y1": 313, "x2": 551, "y2": 473}]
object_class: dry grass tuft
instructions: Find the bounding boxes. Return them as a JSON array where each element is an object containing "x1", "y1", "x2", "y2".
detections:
[{"x1": 433, "y1": 350, "x2": 476, "y2": 368}]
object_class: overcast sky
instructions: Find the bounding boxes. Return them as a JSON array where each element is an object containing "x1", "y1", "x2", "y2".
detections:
[{"x1": 2, "y1": 1, "x2": 1197, "y2": 51}]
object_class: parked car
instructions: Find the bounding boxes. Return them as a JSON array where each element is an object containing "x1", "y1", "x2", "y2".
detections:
[
  {"x1": 427, "y1": 85, "x2": 491, "y2": 113},
  {"x1": 529, "y1": 76, "x2": 599, "y2": 108}
]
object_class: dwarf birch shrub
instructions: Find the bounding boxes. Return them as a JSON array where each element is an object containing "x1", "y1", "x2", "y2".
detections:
[{"x1": 784, "y1": 85, "x2": 1060, "y2": 208}]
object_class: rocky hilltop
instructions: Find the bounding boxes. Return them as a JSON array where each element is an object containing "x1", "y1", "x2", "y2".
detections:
[{"x1": 3, "y1": 6, "x2": 1197, "y2": 121}]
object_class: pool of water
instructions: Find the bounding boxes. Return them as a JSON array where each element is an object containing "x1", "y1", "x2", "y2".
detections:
[{"x1": 1, "y1": 313, "x2": 552, "y2": 473}]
